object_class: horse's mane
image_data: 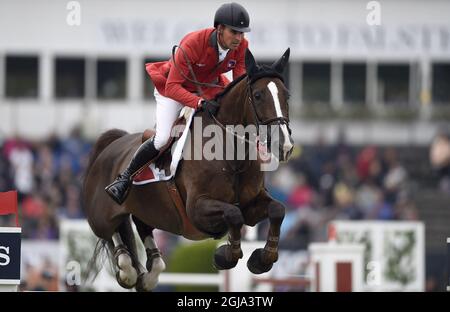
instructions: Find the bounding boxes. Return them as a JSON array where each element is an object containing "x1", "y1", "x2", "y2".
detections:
[
  {"x1": 214, "y1": 74, "x2": 247, "y2": 101},
  {"x1": 214, "y1": 65, "x2": 286, "y2": 102}
]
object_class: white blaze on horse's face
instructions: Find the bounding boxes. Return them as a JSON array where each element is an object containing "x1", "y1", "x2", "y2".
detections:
[{"x1": 267, "y1": 81, "x2": 293, "y2": 161}]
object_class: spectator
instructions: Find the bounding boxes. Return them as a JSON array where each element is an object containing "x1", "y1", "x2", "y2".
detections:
[
  {"x1": 429, "y1": 131, "x2": 450, "y2": 193},
  {"x1": 383, "y1": 147, "x2": 407, "y2": 204},
  {"x1": 7, "y1": 139, "x2": 34, "y2": 196}
]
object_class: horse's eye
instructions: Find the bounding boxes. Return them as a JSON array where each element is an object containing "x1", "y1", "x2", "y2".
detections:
[{"x1": 254, "y1": 92, "x2": 262, "y2": 100}]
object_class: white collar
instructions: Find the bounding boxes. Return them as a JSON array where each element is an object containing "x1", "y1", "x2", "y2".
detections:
[{"x1": 217, "y1": 42, "x2": 229, "y2": 57}]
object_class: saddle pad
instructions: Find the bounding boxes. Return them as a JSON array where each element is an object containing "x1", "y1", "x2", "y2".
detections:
[{"x1": 132, "y1": 107, "x2": 196, "y2": 185}]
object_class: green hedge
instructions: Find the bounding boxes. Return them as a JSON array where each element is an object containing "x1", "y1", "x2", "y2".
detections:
[{"x1": 166, "y1": 239, "x2": 221, "y2": 292}]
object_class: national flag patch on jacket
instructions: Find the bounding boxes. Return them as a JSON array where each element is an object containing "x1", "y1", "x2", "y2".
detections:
[{"x1": 227, "y1": 59, "x2": 236, "y2": 69}]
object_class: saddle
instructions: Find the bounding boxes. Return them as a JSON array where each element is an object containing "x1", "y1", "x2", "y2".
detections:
[
  {"x1": 134, "y1": 108, "x2": 202, "y2": 239},
  {"x1": 138, "y1": 106, "x2": 195, "y2": 176},
  {"x1": 139, "y1": 123, "x2": 183, "y2": 177}
]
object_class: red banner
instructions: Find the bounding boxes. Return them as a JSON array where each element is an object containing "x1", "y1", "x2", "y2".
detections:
[{"x1": 0, "y1": 190, "x2": 19, "y2": 226}]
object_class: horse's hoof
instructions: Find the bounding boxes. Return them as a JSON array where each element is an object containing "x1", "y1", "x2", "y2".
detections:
[
  {"x1": 115, "y1": 252, "x2": 138, "y2": 289},
  {"x1": 213, "y1": 245, "x2": 238, "y2": 270},
  {"x1": 116, "y1": 271, "x2": 136, "y2": 289},
  {"x1": 247, "y1": 248, "x2": 273, "y2": 274},
  {"x1": 135, "y1": 273, "x2": 153, "y2": 292}
]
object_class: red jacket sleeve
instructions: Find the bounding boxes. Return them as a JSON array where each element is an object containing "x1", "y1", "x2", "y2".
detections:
[
  {"x1": 165, "y1": 40, "x2": 203, "y2": 109},
  {"x1": 233, "y1": 39, "x2": 248, "y2": 80}
]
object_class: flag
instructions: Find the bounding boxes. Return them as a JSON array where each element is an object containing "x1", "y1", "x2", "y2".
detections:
[{"x1": 0, "y1": 190, "x2": 19, "y2": 227}]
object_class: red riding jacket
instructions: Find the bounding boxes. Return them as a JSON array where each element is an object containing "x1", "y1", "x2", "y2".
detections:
[{"x1": 146, "y1": 28, "x2": 248, "y2": 109}]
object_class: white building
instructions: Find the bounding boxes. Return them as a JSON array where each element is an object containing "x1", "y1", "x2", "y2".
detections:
[{"x1": 0, "y1": 0, "x2": 449, "y2": 144}]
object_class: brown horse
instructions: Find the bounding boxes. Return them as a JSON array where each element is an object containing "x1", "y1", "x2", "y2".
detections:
[{"x1": 82, "y1": 48, "x2": 294, "y2": 291}]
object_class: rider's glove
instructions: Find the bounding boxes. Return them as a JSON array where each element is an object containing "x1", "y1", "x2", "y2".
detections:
[{"x1": 201, "y1": 99, "x2": 220, "y2": 116}]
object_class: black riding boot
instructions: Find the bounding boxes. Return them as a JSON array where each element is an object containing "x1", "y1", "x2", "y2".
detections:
[{"x1": 105, "y1": 137, "x2": 159, "y2": 205}]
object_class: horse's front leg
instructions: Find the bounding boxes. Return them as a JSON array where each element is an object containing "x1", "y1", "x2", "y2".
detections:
[
  {"x1": 192, "y1": 197, "x2": 244, "y2": 270},
  {"x1": 243, "y1": 190, "x2": 285, "y2": 274}
]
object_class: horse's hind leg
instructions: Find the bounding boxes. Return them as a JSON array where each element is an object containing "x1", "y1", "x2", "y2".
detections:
[
  {"x1": 111, "y1": 218, "x2": 139, "y2": 289},
  {"x1": 242, "y1": 190, "x2": 285, "y2": 274},
  {"x1": 132, "y1": 215, "x2": 166, "y2": 292}
]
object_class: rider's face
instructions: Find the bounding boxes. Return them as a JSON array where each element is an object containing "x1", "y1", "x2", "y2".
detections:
[{"x1": 218, "y1": 25, "x2": 244, "y2": 50}]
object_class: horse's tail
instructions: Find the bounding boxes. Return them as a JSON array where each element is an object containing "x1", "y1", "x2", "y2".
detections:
[{"x1": 84, "y1": 239, "x2": 115, "y2": 285}]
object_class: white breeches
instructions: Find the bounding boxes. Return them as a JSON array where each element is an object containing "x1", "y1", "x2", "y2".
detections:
[{"x1": 153, "y1": 88, "x2": 184, "y2": 150}]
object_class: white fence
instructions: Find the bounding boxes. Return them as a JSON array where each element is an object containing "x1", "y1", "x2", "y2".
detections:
[{"x1": 55, "y1": 219, "x2": 427, "y2": 291}]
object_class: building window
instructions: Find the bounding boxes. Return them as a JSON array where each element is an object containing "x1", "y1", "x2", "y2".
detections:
[
  {"x1": 303, "y1": 62, "x2": 330, "y2": 105},
  {"x1": 432, "y1": 63, "x2": 450, "y2": 105},
  {"x1": 377, "y1": 64, "x2": 409, "y2": 106},
  {"x1": 55, "y1": 58, "x2": 85, "y2": 99},
  {"x1": 143, "y1": 58, "x2": 157, "y2": 100},
  {"x1": 5, "y1": 56, "x2": 39, "y2": 98},
  {"x1": 97, "y1": 59, "x2": 127, "y2": 100},
  {"x1": 343, "y1": 63, "x2": 366, "y2": 105}
]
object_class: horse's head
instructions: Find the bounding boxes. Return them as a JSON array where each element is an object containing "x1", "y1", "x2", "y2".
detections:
[{"x1": 245, "y1": 48, "x2": 294, "y2": 162}]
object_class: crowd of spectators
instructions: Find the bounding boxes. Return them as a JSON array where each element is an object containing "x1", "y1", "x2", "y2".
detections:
[
  {"x1": 1, "y1": 128, "x2": 419, "y2": 248},
  {"x1": 0, "y1": 126, "x2": 91, "y2": 238},
  {"x1": 263, "y1": 133, "x2": 419, "y2": 250}
]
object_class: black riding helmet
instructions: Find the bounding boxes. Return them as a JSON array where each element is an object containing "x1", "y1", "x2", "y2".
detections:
[{"x1": 214, "y1": 2, "x2": 251, "y2": 33}]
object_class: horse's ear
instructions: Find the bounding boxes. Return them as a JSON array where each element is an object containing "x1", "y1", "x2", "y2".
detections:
[
  {"x1": 245, "y1": 48, "x2": 257, "y2": 77},
  {"x1": 272, "y1": 48, "x2": 290, "y2": 74}
]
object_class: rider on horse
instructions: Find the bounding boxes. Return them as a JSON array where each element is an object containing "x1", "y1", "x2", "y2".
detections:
[{"x1": 105, "y1": 2, "x2": 252, "y2": 205}]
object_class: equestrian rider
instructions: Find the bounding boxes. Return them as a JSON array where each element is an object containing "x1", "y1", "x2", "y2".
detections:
[{"x1": 105, "y1": 2, "x2": 251, "y2": 205}]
